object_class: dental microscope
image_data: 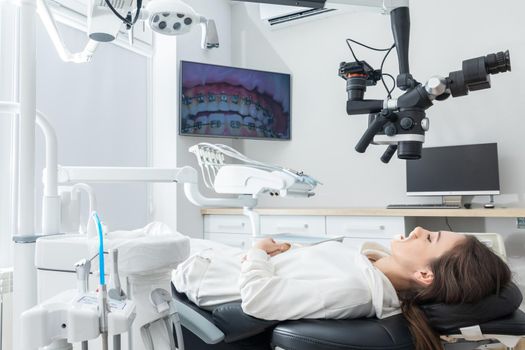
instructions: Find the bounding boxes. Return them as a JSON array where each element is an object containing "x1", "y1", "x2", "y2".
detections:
[
  {"x1": 338, "y1": 6, "x2": 511, "y2": 163},
  {"x1": 235, "y1": 0, "x2": 512, "y2": 163}
]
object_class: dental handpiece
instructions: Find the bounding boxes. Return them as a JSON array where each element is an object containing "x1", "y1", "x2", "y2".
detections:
[
  {"x1": 99, "y1": 284, "x2": 110, "y2": 350},
  {"x1": 108, "y1": 249, "x2": 125, "y2": 300},
  {"x1": 75, "y1": 258, "x2": 92, "y2": 350},
  {"x1": 74, "y1": 258, "x2": 91, "y2": 294}
]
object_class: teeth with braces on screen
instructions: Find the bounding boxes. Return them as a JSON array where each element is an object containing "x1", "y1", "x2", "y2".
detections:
[{"x1": 180, "y1": 83, "x2": 288, "y2": 138}]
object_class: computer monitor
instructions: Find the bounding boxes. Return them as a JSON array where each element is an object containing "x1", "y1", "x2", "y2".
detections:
[
  {"x1": 406, "y1": 143, "x2": 500, "y2": 205},
  {"x1": 179, "y1": 61, "x2": 291, "y2": 140}
]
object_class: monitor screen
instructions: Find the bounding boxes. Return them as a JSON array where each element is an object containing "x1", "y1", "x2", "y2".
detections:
[
  {"x1": 180, "y1": 61, "x2": 291, "y2": 140},
  {"x1": 406, "y1": 143, "x2": 500, "y2": 196}
]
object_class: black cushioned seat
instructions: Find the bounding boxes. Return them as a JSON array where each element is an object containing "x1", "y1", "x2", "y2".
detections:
[
  {"x1": 172, "y1": 283, "x2": 524, "y2": 350},
  {"x1": 272, "y1": 315, "x2": 413, "y2": 350},
  {"x1": 271, "y1": 311, "x2": 525, "y2": 350}
]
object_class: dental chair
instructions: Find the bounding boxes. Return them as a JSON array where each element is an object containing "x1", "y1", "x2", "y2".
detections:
[
  {"x1": 170, "y1": 232, "x2": 525, "y2": 350},
  {"x1": 171, "y1": 281, "x2": 525, "y2": 350}
]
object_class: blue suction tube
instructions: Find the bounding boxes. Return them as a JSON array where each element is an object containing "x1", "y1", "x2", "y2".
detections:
[{"x1": 92, "y1": 212, "x2": 105, "y2": 286}]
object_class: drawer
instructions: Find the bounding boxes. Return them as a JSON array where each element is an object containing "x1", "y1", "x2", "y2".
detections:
[
  {"x1": 204, "y1": 215, "x2": 251, "y2": 234},
  {"x1": 206, "y1": 232, "x2": 252, "y2": 250},
  {"x1": 260, "y1": 216, "x2": 326, "y2": 236},
  {"x1": 326, "y1": 216, "x2": 404, "y2": 239}
]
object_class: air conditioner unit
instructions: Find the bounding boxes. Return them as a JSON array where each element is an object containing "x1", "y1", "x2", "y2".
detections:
[{"x1": 259, "y1": 4, "x2": 343, "y2": 28}]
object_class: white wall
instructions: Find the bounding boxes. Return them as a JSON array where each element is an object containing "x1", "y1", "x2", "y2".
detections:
[{"x1": 151, "y1": 0, "x2": 233, "y2": 237}]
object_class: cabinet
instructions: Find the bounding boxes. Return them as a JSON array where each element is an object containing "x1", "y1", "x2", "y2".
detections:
[
  {"x1": 202, "y1": 207, "x2": 525, "y2": 249},
  {"x1": 204, "y1": 215, "x2": 252, "y2": 248},
  {"x1": 203, "y1": 212, "x2": 405, "y2": 249},
  {"x1": 260, "y1": 215, "x2": 326, "y2": 236},
  {"x1": 326, "y1": 216, "x2": 404, "y2": 249}
]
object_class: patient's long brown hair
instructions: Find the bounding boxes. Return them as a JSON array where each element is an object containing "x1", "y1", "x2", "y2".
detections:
[{"x1": 399, "y1": 235, "x2": 512, "y2": 350}]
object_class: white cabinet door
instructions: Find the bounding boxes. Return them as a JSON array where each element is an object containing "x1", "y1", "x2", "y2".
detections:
[
  {"x1": 260, "y1": 216, "x2": 326, "y2": 236},
  {"x1": 326, "y1": 216, "x2": 404, "y2": 240},
  {"x1": 205, "y1": 232, "x2": 252, "y2": 250},
  {"x1": 204, "y1": 215, "x2": 252, "y2": 234}
]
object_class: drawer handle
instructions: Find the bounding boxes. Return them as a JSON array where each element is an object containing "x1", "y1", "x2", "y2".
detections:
[
  {"x1": 276, "y1": 224, "x2": 309, "y2": 231},
  {"x1": 343, "y1": 225, "x2": 385, "y2": 232}
]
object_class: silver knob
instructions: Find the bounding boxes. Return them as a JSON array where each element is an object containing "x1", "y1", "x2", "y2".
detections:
[
  {"x1": 421, "y1": 118, "x2": 430, "y2": 131},
  {"x1": 425, "y1": 76, "x2": 447, "y2": 97}
]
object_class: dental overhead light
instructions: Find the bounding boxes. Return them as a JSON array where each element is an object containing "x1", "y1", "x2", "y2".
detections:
[
  {"x1": 38, "y1": 0, "x2": 218, "y2": 64},
  {"x1": 89, "y1": 0, "x2": 219, "y2": 48},
  {"x1": 143, "y1": 0, "x2": 219, "y2": 48}
]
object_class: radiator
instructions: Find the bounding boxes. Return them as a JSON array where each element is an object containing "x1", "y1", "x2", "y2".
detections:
[{"x1": 0, "y1": 268, "x2": 13, "y2": 350}]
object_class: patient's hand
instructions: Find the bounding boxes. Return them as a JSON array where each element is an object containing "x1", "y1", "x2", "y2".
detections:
[{"x1": 254, "y1": 238, "x2": 291, "y2": 257}]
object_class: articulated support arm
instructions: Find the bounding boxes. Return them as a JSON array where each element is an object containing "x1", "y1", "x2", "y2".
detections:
[{"x1": 37, "y1": 0, "x2": 99, "y2": 63}]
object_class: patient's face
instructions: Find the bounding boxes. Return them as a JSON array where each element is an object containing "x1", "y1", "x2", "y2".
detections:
[{"x1": 390, "y1": 227, "x2": 465, "y2": 272}]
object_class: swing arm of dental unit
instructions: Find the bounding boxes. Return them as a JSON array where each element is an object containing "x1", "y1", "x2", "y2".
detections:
[
  {"x1": 55, "y1": 158, "x2": 320, "y2": 237},
  {"x1": 56, "y1": 165, "x2": 258, "y2": 208}
]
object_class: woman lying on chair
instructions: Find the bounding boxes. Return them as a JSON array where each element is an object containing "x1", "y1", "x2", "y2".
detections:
[{"x1": 173, "y1": 227, "x2": 511, "y2": 350}]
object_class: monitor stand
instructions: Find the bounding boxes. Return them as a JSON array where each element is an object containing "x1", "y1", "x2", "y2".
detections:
[{"x1": 442, "y1": 195, "x2": 463, "y2": 207}]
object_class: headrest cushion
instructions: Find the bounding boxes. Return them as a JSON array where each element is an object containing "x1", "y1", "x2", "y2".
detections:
[{"x1": 421, "y1": 282, "x2": 522, "y2": 333}]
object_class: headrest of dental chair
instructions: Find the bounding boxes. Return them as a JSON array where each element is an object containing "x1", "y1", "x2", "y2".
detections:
[{"x1": 421, "y1": 282, "x2": 523, "y2": 333}]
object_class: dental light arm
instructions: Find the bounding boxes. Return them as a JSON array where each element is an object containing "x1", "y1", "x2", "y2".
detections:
[
  {"x1": 37, "y1": 0, "x2": 99, "y2": 63},
  {"x1": 38, "y1": 0, "x2": 219, "y2": 64}
]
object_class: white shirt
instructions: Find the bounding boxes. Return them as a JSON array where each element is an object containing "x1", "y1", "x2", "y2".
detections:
[{"x1": 173, "y1": 240, "x2": 400, "y2": 321}]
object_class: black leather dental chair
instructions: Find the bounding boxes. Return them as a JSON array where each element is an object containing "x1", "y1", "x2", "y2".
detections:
[
  {"x1": 172, "y1": 282, "x2": 525, "y2": 350},
  {"x1": 173, "y1": 284, "x2": 525, "y2": 350}
]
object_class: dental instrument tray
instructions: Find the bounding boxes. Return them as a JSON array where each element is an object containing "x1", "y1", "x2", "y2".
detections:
[{"x1": 189, "y1": 143, "x2": 320, "y2": 198}]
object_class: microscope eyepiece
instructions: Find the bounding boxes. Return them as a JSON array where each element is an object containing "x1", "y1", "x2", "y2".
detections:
[
  {"x1": 448, "y1": 50, "x2": 511, "y2": 97},
  {"x1": 485, "y1": 50, "x2": 511, "y2": 74}
]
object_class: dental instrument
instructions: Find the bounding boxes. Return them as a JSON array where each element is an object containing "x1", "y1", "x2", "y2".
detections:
[
  {"x1": 35, "y1": 220, "x2": 191, "y2": 350},
  {"x1": 93, "y1": 212, "x2": 110, "y2": 350},
  {"x1": 21, "y1": 227, "x2": 137, "y2": 350}
]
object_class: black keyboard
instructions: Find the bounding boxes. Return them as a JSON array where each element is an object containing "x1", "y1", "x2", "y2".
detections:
[{"x1": 387, "y1": 204, "x2": 462, "y2": 209}]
